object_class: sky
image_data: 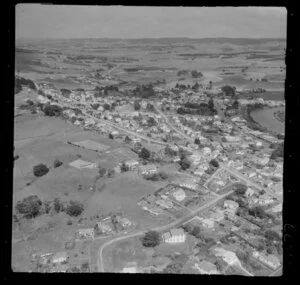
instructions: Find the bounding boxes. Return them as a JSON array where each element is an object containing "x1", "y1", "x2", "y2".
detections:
[{"x1": 15, "y1": 5, "x2": 287, "y2": 39}]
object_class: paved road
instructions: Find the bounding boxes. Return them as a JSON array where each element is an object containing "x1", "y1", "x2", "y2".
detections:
[{"x1": 98, "y1": 189, "x2": 233, "y2": 272}]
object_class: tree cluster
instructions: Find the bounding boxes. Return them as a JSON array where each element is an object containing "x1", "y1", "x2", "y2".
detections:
[
  {"x1": 221, "y1": 85, "x2": 236, "y2": 97},
  {"x1": 33, "y1": 164, "x2": 49, "y2": 177},
  {"x1": 15, "y1": 195, "x2": 43, "y2": 219},
  {"x1": 144, "y1": 171, "x2": 168, "y2": 181},
  {"x1": 43, "y1": 104, "x2": 63, "y2": 117},
  {"x1": 141, "y1": 231, "x2": 161, "y2": 247}
]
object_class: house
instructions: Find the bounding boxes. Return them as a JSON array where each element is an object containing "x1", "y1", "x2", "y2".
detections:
[
  {"x1": 213, "y1": 248, "x2": 238, "y2": 265},
  {"x1": 51, "y1": 252, "x2": 68, "y2": 264},
  {"x1": 194, "y1": 261, "x2": 219, "y2": 275},
  {"x1": 172, "y1": 189, "x2": 186, "y2": 202},
  {"x1": 163, "y1": 228, "x2": 186, "y2": 243},
  {"x1": 125, "y1": 160, "x2": 139, "y2": 170},
  {"x1": 223, "y1": 200, "x2": 239, "y2": 214},
  {"x1": 245, "y1": 187, "x2": 255, "y2": 198},
  {"x1": 252, "y1": 251, "x2": 281, "y2": 270},
  {"x1": 202, "y1": 218, "x2": 215, "y2": 228},
  {"x1": 78, "y1": 228, "x2": 94, "y2": 239},
  {"x1": 139, "y1": 164, "x2": 158, "y2": 175},
  {"x1": 121, "y1": 262, "x2": 138, "y2": 273}
]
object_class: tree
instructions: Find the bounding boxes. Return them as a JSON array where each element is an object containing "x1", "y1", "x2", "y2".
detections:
[
  {"x1": 33, "y1": 164, "x2": 49, "y2": 177},
  {"x1": 139, "y1": 147, "x2": 151, "y2": 160},
  {"x1": 53, "y1": 159, "x2": 63, "y2": 168},
  {"x1": 103, "y1": 104, "x2": 110, "y2": 111},
  {"x1": 141, "y1": 231, "x2": 161, "y2": 247},
  {"x1": 249, "y1": 206, "x2": 267, "y2": 220},
  {"x1": 164, "y1": 145, "x2": 177, "y2": 157},
  {"x1": 232, "y1": 100, "x2": 240, "y2": 109},
  {"x1": 65, "y1": 201, "x2": 84, "y2": 217},
  {"x1": 209, "y1": 159, "x2": 219, "y2": 168},
  {"x1": 15, "y1": 195, "x2": 43, "y2": 218},
  {"x1": 208, "y1": 98, "x2": 214, "y2": 111},
  {"x1": 98, "y1": 167, "x2": 107, "y2": 177},
  {"x1": 194, "y1": 138, "x2": 200, "y2": 145},
  {"x1": 191, "y1": 226, "x2": 201, "y2": 237},
  {"x1": 235, "y1": 183, "x2": 248, "y2": 196},
  {"x1": 124, "y1": 136, "x2": 131, "y2": 143},
  {"x1": 147, "y1": 117, "x2": 157, "y2": 127},
  {"x1": 179, "y1": 157, "x2": 191, "y2": 170},
  {"x1": 222, "y1": 85, "x2": 236, "y2": 97},
  {"x1": 53, "y1": 197, "x2": 63, "y2": 213},
  {"x1": 107, "y1": 168, "x2": 115, "y2": 178},
  {"x1": 120, "y1": 162, "x2": 129, "y2": 173},
  {"x1": 134, "y1": 100, "x2": 141, "y2": 111},
  {"x1": 191, "y1": 70, "x2": 203, "y2": 78}
]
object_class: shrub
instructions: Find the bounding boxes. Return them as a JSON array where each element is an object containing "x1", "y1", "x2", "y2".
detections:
[
  {"x1": 141, "y1": 231, "x2": 161, "y2": 247},
  {"x1": 15, "y1": 195, "x2": 43, "y2": 218},
  {"x1": 33, "y1": 164, "x2": 49, "y2": 177},
  {"x1": 65, "y1": 201, "x2": 84, "y2": 217},
  {"x1": 53, "y1": 159, "x2": 63, "y2": 168}
]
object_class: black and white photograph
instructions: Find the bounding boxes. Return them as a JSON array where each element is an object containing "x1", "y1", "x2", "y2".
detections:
[{"x1": 12, "y1": 5, "x2": 287, "y2": 275}]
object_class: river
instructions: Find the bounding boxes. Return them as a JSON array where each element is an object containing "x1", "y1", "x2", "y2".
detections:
[{"x1": 251, "y1": 106, "x2": 285, "y2": 135}]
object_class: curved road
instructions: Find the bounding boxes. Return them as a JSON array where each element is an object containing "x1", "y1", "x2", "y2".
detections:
[{"x1": 97, "y1": 189, "x2": 234, "y2": 272}]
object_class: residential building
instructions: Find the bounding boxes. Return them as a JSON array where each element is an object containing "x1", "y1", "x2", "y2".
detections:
[
  {"x1": 51, "y1": 252, "x2": 68, "y2": 264},
  {"x1": 163, "y1": 228, "x2": 186, "y2": 243},
  {"x1": 125, "y1": 160, "x2": 139, "y2": 170},
  {"x1": 252, "y1": 251, "x2": 281, "y2": 270},
  {"x1": 78, "y1": 228, "x2": 94, "y2": 239},
  {"x1": 139, "y1": 164, "x2": 158, "y2": 175},
  {"x1": 202, "y1": 218, "x2": 215, "y2": 228}
]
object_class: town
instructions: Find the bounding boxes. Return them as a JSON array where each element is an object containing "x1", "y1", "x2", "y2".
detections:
[{"x1": 13, "y1": 6, "x2": 285, "y2": 276}]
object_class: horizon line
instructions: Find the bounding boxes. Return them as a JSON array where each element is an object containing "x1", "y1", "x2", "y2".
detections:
[{"x1": 16, "y1": 36, "x2": 286, "y2": 40}]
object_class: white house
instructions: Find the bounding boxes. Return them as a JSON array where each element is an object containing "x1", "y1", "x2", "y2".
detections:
[{"x1": 163, "y1": 228, "x2": 186, "y2": 244}]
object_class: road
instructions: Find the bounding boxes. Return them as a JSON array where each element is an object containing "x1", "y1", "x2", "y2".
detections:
[
  {"x1": 153, "y1": 103, "x2": 194, "y2": 143},
  {"x1": 97, "y1": 189, "x2": 233, "y2": 272},
  {"x1": 56, "y1": 94, "x2": 170, "y2": 146}
]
